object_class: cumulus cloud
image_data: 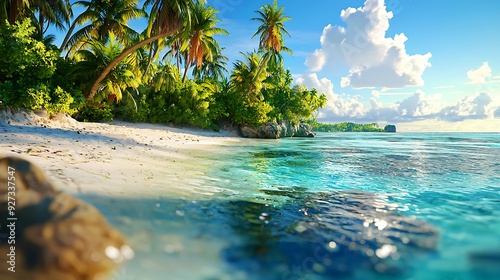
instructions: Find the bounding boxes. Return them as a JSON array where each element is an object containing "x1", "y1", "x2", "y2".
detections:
[
  {"x1": 437, "y1": 92, "x2": 496, "y2": 121},
  {"x1": 295, "y1": 74, "x2": 499, "y2": 123},
  {"x1": 368, "y1": 91, "x2": 498, "y2": 122},
  {"x1": 467, "y1": 62, "x2": 491, "y2": 84},
  {"x1": 305, "y1": 0, "x2": 431, "y2": 89}
]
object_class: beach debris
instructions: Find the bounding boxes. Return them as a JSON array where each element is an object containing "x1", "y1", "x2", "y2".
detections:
[{"x1": 0, "y1": 156, "x2": 133, "y2": 280}]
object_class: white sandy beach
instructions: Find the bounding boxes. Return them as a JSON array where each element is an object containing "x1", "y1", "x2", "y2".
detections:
[{"x1": 0, "y1": 109, "x2": 243, "y2": 199}]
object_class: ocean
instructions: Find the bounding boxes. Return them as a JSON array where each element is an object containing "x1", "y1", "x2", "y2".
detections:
[{"x1": 90, "y1": 132, "x2": 500, "y2": 280}]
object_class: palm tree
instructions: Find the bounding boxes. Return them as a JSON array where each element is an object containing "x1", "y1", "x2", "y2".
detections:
[
  {"x1": 87, "y1": 0, "x2": 202, "y2": 100},
  {"x1": 1, "y1": 0, "x2": 29, "y2": 24},
  {"x1": 248, "y1": 0, "x2": 292, "y2": 96},
  {"x1": 192, "y1": 47, "x2": 228, "y2": 81},
  {"x1": 152, "y1": 62, "x2": 181, "y2": 93},
  {"x1": 60, "y1": 0, "x2": 145, "y2": 54},
  {"x1": 251, "y1": 0, "x2": 291, "y2": 53},
  {"x1": 71, "y1": 32, "x2": 142, "y2": 105},
  {"x1": 163, "y1": 36, "x2": 184, "y2": 72},
  {"x1": 179, "y1": 3, "x2": 228, "y2": 81},
  {"x1": 1, "y1": 0, "x2": 72, "y2": 40},
  {"x1": 230, "y1": 51, "x2": 267, "y2": 103},
  {"x1": 32, "y1": 0, "x2": 72, "y2": 41}
]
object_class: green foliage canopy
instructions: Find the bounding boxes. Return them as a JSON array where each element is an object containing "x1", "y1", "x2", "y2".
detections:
[{"x1": 0, "y1": 19, "x2": 80, "y2": 114}]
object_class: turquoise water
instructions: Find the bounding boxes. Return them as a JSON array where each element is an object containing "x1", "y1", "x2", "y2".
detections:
[{"x1": 91, "y1": 133, "x2": 500, "y2": 280}]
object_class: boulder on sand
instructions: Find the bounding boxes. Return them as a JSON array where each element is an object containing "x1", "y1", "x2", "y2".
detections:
[{"x1": 0, "y1": 156, "x2": 133, "y2": 280}]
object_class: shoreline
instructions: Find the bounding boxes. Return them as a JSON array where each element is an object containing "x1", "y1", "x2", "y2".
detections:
[{"x1": 1, "y1": 109, "x2": 242, "y2": 199}]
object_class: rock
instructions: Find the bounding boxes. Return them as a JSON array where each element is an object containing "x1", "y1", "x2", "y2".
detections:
[
  {"x1": 279, "y1": 121, "x2": 298, "y2": 138},
  {"x1": 295, "y1": 123, "x2": 315, "y2": 137},
  {"x1": 257, "y1": 123, "x2": 281, "y2": 139},
  {"x1": 279, "y1": 122, "x2": 288, "y2": 138},
  {"x1": 33, "y1": 109, "x2": 48, "y2": 118},
  {"x1": 240, "y1": 125, "x2": 259, "y2": 138},
  {"x1": 241, "y1": 121, "x2": 315, "y2": 139},
  {"x1": 0, "y1": 156, "x2": 133, "y2": 280},
  {"x1": 230, "y1": 130, "x2": 241, "y2": 137},
  {"x1": 384, "y1": 125, "x2": 397, "y2": 133}
]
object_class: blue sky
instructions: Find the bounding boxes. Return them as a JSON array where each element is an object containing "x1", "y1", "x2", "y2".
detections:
[{"x1": 53, "y1": 0, "x2": 500, "y2": 131}]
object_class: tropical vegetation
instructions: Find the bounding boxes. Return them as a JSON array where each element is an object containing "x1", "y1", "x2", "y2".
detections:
[{"x1": 0, "y1": 0, "x2": 328, "y2": 131}]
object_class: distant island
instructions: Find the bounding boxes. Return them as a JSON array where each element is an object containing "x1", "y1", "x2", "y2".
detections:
[{"x1": 312, "y1": 122, "x2": 396, "y2": 133}]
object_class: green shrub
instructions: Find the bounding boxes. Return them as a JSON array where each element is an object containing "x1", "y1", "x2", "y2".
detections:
[
  {"x1": 0, "y1": 19, "x2": 82, "y2": 115},
  {"x1": 76, "y1": 102, "x2": 114, "y2": 122},
  {"x1": 113, "y1": 88, "x2": 149, "y2": 123}
]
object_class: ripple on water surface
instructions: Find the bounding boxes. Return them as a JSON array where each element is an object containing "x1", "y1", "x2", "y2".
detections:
[{"x1": 86, "y1": 133, "x2": 500, "y2": 279}]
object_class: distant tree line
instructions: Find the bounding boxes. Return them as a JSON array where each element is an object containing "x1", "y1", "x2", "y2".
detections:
[{"x1": 311, "y1": 122, "x2": 396, "y2": 132}]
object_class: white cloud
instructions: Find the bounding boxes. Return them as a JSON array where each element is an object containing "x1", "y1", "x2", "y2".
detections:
[
  {"x1": 295, "y1": 73, "x2": 366, "y2": 119},
  {"x1": 437, "y1": 92, "x2": 496, "y2": 121},
  {"x1": 304, "y1": 49, "x2": 327, "y2": 72},
  {"x1": 295, "y1": 74, "x2": 499, "y2": 124},
  {"x1": 434, "y1": 85, "x2": 456, "y2": 89},
  {"x1": 467, "y1": 62, "x2": 492, "y2": 84},
  {"x1": 366, "y1": 91, "x2": 497, "y2": 122},
  {"x1": 397, "y1": 119, "x2": 500, "y2": 132},
  {"x1": 305, "y1": 0, "x2": 431, "y2": 89}
]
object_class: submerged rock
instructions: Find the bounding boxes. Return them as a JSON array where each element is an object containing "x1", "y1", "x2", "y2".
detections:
[
  {"x1": 0, "y1": 156, "x2": 133, "y2": 280},
  {"x1": 222, "y1": 188, "x2": 438, "y2": 278}
]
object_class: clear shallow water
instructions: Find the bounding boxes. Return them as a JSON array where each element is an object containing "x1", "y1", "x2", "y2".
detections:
[{"x1": 88, "y1": 133, "x2": 500, "y2": 280}]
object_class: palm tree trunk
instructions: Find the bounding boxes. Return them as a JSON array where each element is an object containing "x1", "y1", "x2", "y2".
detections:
[
  {"x1": 176, "y1": 50, "x2": 181, "y2": 73},
  {"x1": 8, "y1": 0, "x2": 19, "y2": 24},
  {"x1": 247, "y1": 51, "x2": 271, "y2": 97},
  {"x1": 182, "y1": 60, "x2": 190, "y2": 82},
  {"x1": 38, "y1": 12, "x2": 44, "y2": 41},
  {"x1": 142, "y1": 43, "x2": 156, "y2": 79},
  {"x1": 87, "y1": 32, "x2": 172, "y2": 100}
]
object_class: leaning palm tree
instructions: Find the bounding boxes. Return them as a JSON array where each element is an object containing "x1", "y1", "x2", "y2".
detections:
[
  {"x1": 179, "y1": 3, "x2": 228, "y2": 81},
  {"x1": 60, "y1": 0, "x2": 145, "y2": 54},
  {"x1": 248, "y1": 0, "x2": 292, "y2": 96},
  {"x1": 71, "y1": 32, "x2": 142, "y2": 106},
  {"x1": 87, "y1": 0, "x2": 203, "y2": 100},
  {"x1": 230, "y1": 51, "x2": 268, "y2": 103}
]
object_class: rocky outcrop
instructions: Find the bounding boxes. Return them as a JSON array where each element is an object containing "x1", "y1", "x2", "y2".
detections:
[
  {"x1": 257, "y1": 123, "x2": 281, "y2": 139},
  {"x1": 384, "y1": 125, "x2": 397, "y2": 133},
  {"x1": 295, "y1": 123, "x2": 316, "y2": 137},
  {"x1": 241, "y1": 121, "x2": 315, "y2": 139},
  {"x1": 240, "y1": 125, "x2": 259, "y2": 138}
]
